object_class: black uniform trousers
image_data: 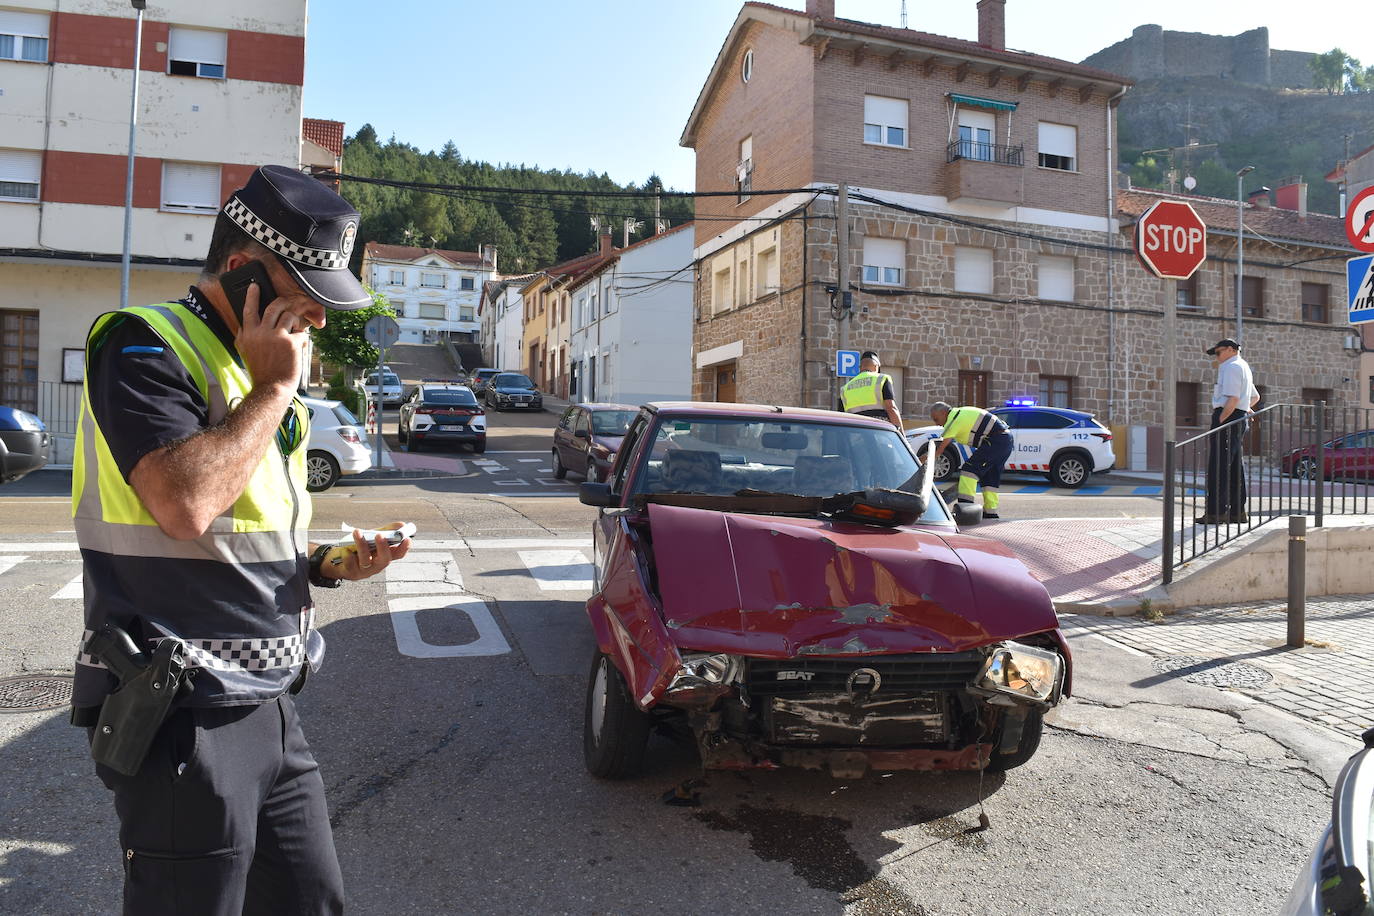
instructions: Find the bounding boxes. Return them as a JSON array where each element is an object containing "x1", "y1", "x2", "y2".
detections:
[
  {"x1": 1205, "y1": 407, "x2": 1249, "y2": 518},
  {"x1": 95, "y1": 693, "x2": 344, "y2": 916},
  {"x1": 962, "y1": 432, "x2": 1014, "y2": 489}
]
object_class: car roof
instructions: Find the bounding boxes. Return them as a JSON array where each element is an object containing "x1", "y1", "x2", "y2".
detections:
[
  {"x1": 577, "y1": 402, "x2": 638, "y2": 411},
  {"x1": 300, "y1": 395, "x2": 341, "y2": 409},
  {"x1": 993, "y1": 405, "x2": 1093, "y2": 419},
  {"x1": 418, "y1": 383, "x2": 476, "y2": 394},
  {"x1": 646, "y1": 401, "x2": 893, "y2": 428}
]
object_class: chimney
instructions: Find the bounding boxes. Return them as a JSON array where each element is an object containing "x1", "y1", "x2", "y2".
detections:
[
  {"x1": 481, "y1": 243, "x2": 498, "y2": 273},
  {"x1": 1274, "y1": 176, "x2": 1308, "y2": 218},
  {"x1": 1248, "y1": 186, "x2": 1272, "y2": 209},
  {"x1": 599, "y1": 233, "x2": 614, "y2": 256},
  {"x1": 805, "y1": 0, "x2": 835, "y2": 18},
  {"x1": 977, "y1": 0, "x2": 1006, "y2": 50}
]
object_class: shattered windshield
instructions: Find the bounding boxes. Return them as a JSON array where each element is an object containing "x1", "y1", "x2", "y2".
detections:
[{"x1": 629, "y1": 416, "x2": 945, "y2": 522}]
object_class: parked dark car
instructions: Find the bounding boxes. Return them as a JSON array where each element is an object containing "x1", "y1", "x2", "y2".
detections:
[
  {"x1": 398, "y1": 383, "x2": 486, "y2": 453},
  {"x1": 0, "y1": 406, "x2": 53, "y2": 483},
  {"x1": 552, "y1": 403, "x2": 637, "y2": 482},
  {"x1": 1282, "y1": 430, "x2": 1374, "y2": 481},
  {"x1": 468, "y1": 368, "x2": 500, "y2": 396},
  {"x1": 576, "y1": 402, "x2": 1068, "y2": 780},
  {"x1": 484, "y1": 373, "x2": 542, "y2": 411}
]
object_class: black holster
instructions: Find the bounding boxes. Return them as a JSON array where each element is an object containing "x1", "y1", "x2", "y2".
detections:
[{"x1": 84, "y1": 623, "x2": 193, "y2": 776}]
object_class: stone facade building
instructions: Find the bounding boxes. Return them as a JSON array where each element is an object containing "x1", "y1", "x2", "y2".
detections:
[
  {"x1": 681, "y1": 0, "x2": 1359, "y2": 469},
  {"x1": 1083, "y1": 25, "x2": 1316, "y2": 90}
]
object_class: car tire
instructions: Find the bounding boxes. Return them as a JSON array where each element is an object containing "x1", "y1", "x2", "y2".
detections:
[
  {"x1": 987, "y1": 708, "x2": 1044, "y2": 772},
  {"x1": 583, "y1": 652, "x2": 651, "y2": 779},
  {"x1": 407, "y1": 435, "x2": 423, "y2": 453},
  {"x1": 398, "y1": 421, "x2": 409, "y2": 444},
  {"x1": 934, "y1": 451, "x2": 961, "y2": 482},
  {"x1": 552, "y1": 449, "x2": 568, "y2": 480},
  {"x1": 1294, "y1": 457, "x2": 1319, "y2": 480},
  {"x1": 1048, "y1": 451, "x2": 1090, "y2": 489},
  {"x1": 472, "y1": 441, "x2": 486, "y2": 454},
  {"x1": 305, "y1": 450, "x2": 340, "y2": 492}
]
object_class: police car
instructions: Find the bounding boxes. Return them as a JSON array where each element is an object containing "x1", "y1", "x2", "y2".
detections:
[{"x1": 905, "y1": 402, "x2": 1115, "y2": 489}]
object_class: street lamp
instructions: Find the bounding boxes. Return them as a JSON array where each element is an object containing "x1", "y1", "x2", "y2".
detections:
[
  {"x1": 1235, "y1": 165, "x2": 1255, "y2": 343},
  {"x1": 119, "y1": 0, "x2": 147, "y2": 310}
]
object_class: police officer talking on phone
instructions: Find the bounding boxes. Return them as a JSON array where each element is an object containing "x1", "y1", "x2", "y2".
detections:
[{"x1": 70, "y1": 165, "x2": 410, "y2": 915}]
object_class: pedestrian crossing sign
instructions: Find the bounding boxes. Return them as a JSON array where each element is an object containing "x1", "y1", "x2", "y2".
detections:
[{"x1": 1350, "y1": 255, "x2": 1374, "y2": 325}]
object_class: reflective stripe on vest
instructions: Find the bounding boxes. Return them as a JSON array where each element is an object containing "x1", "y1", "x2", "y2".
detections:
[
  {"x1": 841, "y1": 371, "x2": 891, "y2": 414},
  {"x1": 71, "y1": 302, "x2": 315, "y2": 703}
]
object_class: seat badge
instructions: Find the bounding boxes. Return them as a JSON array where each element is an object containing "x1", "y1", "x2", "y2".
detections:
[{"x1": 847, "y1": 667, "x2": 882, "y2": 699}]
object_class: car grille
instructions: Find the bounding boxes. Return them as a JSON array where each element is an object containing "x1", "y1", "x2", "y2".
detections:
[{"x1": 747, "y1": 652, "x2": 984, "y2": 697}]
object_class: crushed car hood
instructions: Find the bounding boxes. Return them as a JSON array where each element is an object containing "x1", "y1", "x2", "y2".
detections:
[{"x1": 648, "y1": 503, "x2": 1057, "y2": 658}]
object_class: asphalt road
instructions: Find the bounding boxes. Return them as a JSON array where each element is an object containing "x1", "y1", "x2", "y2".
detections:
[{"x1": 0, "y1": 412, "x2": 1357, "y2": 915}]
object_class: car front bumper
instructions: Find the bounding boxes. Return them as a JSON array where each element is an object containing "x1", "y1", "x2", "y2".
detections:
[{"x1": 0, "y1": 428, "x2": 53, "y2": 482}]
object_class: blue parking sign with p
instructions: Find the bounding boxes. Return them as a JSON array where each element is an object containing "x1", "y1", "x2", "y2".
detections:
[
  {"x1": 836, "y1": 349, "x2": 861, "y2": 377},
  {"x1": 1350, "y1": 256, "x2": 1374, "y2": 325}
]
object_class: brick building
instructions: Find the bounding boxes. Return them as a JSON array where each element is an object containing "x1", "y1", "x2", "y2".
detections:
[{"x1": 681, "y1": 0, "x2": 1358, "y2": 467}]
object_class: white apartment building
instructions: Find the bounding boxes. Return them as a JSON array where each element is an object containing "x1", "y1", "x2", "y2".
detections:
[
  {"x1": 481, "y1": 277, "x2": 532, "y2": 372},
  {"x1": 0, "y1": 0, "x2": 309, "y2": 461},
  {"x1": 360, "y1": 243, "x2": 496, "y2": 345},
  {"x1": 569, "y1": 224, "x2": 694, "y2": 406}
]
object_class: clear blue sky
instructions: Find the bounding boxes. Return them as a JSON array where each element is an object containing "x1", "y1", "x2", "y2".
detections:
[{"x1": 303, "y1": 0, "x2": 1374, "y2": 190}]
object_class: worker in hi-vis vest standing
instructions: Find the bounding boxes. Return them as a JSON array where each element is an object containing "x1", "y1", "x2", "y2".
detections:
[
  {"x1": 929, "y1": 401, "x2": 1014, "y2": 519},
  {"x1": 839, "y1": 351, "x2": 901, "y2": 428}
]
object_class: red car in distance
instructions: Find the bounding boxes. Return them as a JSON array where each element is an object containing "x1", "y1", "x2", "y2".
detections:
[
  {"x1": 552, "y1": 403, "x2": 637, "y2": 483},
  {"x1": 1282, "y1": 430, "x2": 1374, "y2": 481},
  {"x1": 577, "y1": 402, "x2": 1070, "y2": 780}
]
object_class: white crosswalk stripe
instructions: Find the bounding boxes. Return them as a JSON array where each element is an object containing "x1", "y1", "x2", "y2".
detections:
[
  {"x1": 0, "y1": 556, "x2": 27, "y2": 576},
  {"x1": 52, "y1": 574, "x2": 83, "y2": 600},
  {"x1": 517, "y1": 549, "x2": 594, "y2": 590}
]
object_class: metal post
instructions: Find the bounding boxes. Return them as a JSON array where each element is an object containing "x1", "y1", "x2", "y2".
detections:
[
  {"x1": 1286, "y1": 515, "x2": 1306, "y2": 648},
  {"x1": 1162, "y1": 444, "x2": 1176, "y2": 585},
  {"x1": 1163, "y1": 285, "x2": 1176, "y2": 444},
  {"x1": 373, "y1": 351, "x2": 385, "y2": 469},
  {"x1": 834, "y1": 183, "x2": 850, "y2": 410},
  {"x1": 1314, "y1": 401, "x2": 1325, "y2": 528},
  {"x1": 119, "y1": 2, "x2": 147, "y2": 311}
]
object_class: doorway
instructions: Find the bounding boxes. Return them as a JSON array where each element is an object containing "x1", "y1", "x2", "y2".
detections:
[{"x1": 715, "y1": 362, "x2": 737, "y2": 403}]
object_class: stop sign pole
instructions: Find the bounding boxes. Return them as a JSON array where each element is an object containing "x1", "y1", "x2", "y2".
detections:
[{"x1": 1135, "y1": 199, "x2": 1208, "y2": 446}]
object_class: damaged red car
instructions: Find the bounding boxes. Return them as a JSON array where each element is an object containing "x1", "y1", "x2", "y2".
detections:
[{"x1": 577, "y1": 402, "x2": 1071, "y2": 780}]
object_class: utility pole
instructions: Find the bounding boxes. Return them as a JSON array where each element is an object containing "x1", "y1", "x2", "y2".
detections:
[{"x1": 835, "y1": 183, "x2": 850, "y2": 410}]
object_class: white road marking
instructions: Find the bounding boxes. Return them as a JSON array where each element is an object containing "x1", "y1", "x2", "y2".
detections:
[
  {"x1": 387, "y1": 595, "x2": 511, "y2": 658},
  {"x1": 517, "y1": 549, "x2": 594, "y2": 590},
  {"x1": 0, "y1": 556, "x2": 27, "y2": 576},
  {"x1": 494, "y1": 479, "x2": 530, "y2": 487},
  {"x1": 52, "y1": 574, "x2": 83, "y2": 600},
  {"x1": 467, "y1": 538, "x2": 592, "y2": 549},
  {"x1": 0, "y1": 542, "x2": 79, "y2": 553},
  {"x1": 386, "y1": 552, "x2": 462, "y2": 591},
  {"x1": 517, "y1": 458, "x2": 541, "y2": 463},
  {"x1": 535, "y1": 478, "x2": 573, "y2": 487}
]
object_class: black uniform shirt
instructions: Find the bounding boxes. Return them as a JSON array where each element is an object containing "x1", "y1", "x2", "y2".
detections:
[{"x1": 89, "y1": 288, "x2": 237, "y2": 483}]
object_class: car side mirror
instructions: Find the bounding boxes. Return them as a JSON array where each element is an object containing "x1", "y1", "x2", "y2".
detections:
[
  {"x1": 574, "y1": 429, "x2": 590, "y2": 439},
  {"x1": 578, "y1": 482, "x2": 615, "y2": 507},
  {"x1": 952, "y1": 501, "x2": 982, "y2": 527}
]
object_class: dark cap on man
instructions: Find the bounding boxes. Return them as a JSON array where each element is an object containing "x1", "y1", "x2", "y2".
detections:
[
  {"x1": 221, "y1": 165, "x2": 371, "y2": 310},
  {"x1": 1205, "y1": 338, "x2": 1241, "y2": 356},
  {"x1": 860, "y1": 350, "x2": 880, "y2": 361}
]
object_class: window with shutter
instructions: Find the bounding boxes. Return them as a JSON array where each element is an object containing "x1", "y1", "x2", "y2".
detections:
[
  {"x1": 863, "y1": 95, "x2": 908, "y2": 148},
  {"x1": 0, "y1": 149, "x2": 41, "y2": 201},
  {"x1": 1038, "y1": 255, "x2": 1074, "y2": 301},
  {"x1": 168, "y1": 28, "x2": 226, "y2": 79},
  {"x1": 161, "y1": 162, "x2": 221, "y2": 213},
  {"x1": 862, "y1": 238, "x2": 905, "y2": 286},
  {"x1": 954, "y1": 247, "x2": 993, "y2": 295},
  {"x1": 0, "y1": 10, "x2": 49, "y2": 63},
  {"x1": 1037, "y1": 122, "x2": 1077, "y2": 171}
]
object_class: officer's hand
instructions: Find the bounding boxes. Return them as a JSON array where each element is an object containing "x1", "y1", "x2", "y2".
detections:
[
  {"x1": 236, "y1": 279, "x2": 307, "y2": 391},
  {"x1": 322, "y1": 523, "x2": 412, "y2": 581}
]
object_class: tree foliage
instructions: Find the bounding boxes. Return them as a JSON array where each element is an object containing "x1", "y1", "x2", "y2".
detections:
[
  {"x1": 310, "y1": 287, "x2": 397, "y2": 371},
  {"x1": 1309, "y1": 48, "x2": 1364, "y2": 95},
  {"x1": 340, "y1": 127, "x2": 694, "y2": 275}
]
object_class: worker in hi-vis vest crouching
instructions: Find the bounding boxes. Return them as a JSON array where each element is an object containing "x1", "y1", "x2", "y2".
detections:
[{"x1": 929, "y1": 401, "x2": 1014, "y2": 519}]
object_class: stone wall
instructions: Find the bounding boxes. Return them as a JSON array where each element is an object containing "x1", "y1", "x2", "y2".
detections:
[
  {"x1": 1083, "y1": 25, "x2": 1315, "y2": 90},
  {"x1": 692, "y1": 196, "x2": 1358, "y2": 440}
]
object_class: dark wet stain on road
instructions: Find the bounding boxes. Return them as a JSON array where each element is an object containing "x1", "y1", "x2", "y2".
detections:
[{"x1": 694, "y1": 803, "x2": 872, "y2": 893}]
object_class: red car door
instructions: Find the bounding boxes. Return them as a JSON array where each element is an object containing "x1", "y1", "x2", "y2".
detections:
[{"x1": 1350, "y1": 432, "x2": 1374, "y2": 481}]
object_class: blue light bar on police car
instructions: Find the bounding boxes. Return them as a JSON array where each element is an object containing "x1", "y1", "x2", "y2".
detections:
[{"x1": 1006, "y1": 398, "x2": 1037, "y2": 407}]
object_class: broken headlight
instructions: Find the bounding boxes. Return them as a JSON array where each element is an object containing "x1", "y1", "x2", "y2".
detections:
[
  {"x1": 663, "y1": 652, "x2": 743, "y2": 705},
  {"x1": 975, "y1": 641, "x2": 1063, "y2": 706}
]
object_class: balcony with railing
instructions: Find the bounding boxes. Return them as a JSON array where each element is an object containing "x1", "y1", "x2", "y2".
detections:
[{"x1": 944, "y1": 139, "x2": 1024, "y2": 205}]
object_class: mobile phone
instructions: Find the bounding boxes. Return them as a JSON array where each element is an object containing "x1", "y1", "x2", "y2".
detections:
[{"x1": 220, "y1": 259, "x2": 279, "y2": 324}]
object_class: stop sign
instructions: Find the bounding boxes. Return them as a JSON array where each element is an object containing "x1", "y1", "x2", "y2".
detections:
[{"x1": 1134, "y1": 200, "x2": 1207, "y2": 280}]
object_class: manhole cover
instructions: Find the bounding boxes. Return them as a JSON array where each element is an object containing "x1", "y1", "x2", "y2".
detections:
[
  {"x1": 1151, "y1": 656, "x2": 1273, "y2": 689},
  {"x1": 0, "y1": 674, "x2": 73, "y2": 713}
]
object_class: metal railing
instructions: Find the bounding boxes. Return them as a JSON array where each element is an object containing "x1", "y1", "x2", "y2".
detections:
[
  {"x1": 1163, "y1": 402, "x2": 1374, "y2": 584},
  {"x1": 26, "y1": 381, "x2": 84, "y2": 437},
  {"x1": 945, "y1": 139, "x2": 1024, "y2": 166}
]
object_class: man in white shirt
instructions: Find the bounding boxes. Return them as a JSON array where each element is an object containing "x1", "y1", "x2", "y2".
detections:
[{"x1": 1198, "y1": 338, "x2": 1260, "y2": 524}]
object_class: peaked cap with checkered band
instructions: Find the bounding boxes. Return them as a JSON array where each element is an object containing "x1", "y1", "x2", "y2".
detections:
[{"x1": 222, "y1": 165, "x2": 371, "y2": 310}]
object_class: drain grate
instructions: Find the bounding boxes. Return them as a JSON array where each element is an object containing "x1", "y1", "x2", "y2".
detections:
[
  {"x1": 1151, "y1": 656, "x2": 1273, "y2": 689},
  {"x1": 0, "y1": 674, "x2": 74, "y2": 713}
]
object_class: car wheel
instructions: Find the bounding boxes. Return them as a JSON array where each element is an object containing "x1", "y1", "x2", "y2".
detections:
[
  {"x1": 933, "y1": 451, "x2": 956, "y2": 481},
  {"x1": 1048, "y1": 451, "x2": 1090, "y2": 489},
  {"x1": 987, "y1": 708, "x2": 1043, "y2": 772},
  {"x1": 305, "y1": 451, "x2": 340, "y2": 492},
  {"x1": 583, "y1": 651, "x2": 652, "y2": 779},
  {"x1": 407, "y1": 434, "x2": 423, "y2": 453},
  {"x1": 552, "y1": 449, "x2": 568, "y2": 480},
  {"x1": 472, "y1": 441, "x2": 486, "y2": 454},
  {"x1": 398, "y1": 421, "x2": 409, "y2": 444},
  {"x1": 1294, "y1": 457, "x2": 1319, "y2": 480}
]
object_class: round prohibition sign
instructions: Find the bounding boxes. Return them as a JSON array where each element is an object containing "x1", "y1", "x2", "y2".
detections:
[{"x1": 1347, "y1": 187, "x2": 1374, "y2": 253}]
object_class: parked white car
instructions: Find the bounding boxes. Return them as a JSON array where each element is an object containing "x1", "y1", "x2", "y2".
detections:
[
  {"x1": 361, "y1": 368, "x2": 405, "y2": 406},
  {"x1": 1281, "y1": 729, "x2": 1373, "y2": 915},
  {"x1": 904, "y1": 405, "x2": 1115, "y2": 489},
  {"x1": 302, "y1": 396, "x2": 372, "y2": 491}
]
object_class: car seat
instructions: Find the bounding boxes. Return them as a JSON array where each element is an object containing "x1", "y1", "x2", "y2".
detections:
[
  {"x1": 660, "y1": 449, "x2": 724, "y2": 494},
  {"x1": 792, "y1": 455, "x2": 856, "y2": 496}
]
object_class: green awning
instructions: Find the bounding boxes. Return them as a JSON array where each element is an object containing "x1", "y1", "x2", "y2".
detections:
[{"x1": 947, "y1": 93, "x2": 1017, "y2": 111}]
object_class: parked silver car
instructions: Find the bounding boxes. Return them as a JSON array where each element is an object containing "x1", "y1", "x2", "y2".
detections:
[{"x1": 1282, "y1": 728, "x2": 1374, "y2": 915}]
